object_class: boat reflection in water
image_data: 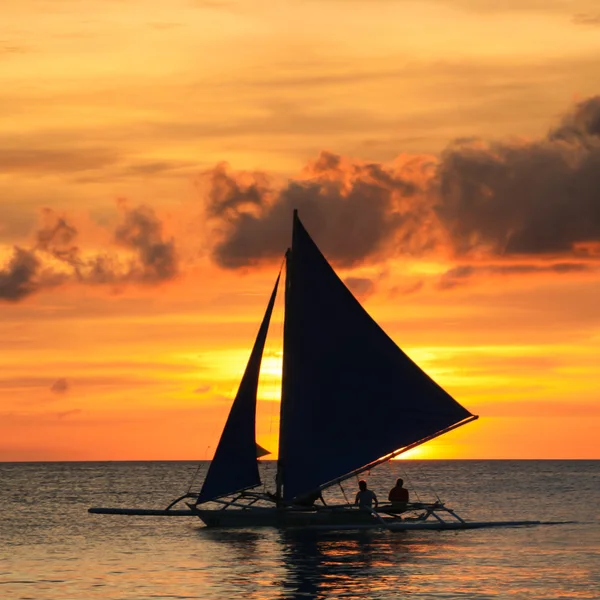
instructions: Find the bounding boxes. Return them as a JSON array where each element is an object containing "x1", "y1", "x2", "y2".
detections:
[
  {"x1": 199, "y1": 526, "x2": 459, "y2": 600},
  {"x1": 281, "y1": 530, "x2": 381, "y2": 600}
]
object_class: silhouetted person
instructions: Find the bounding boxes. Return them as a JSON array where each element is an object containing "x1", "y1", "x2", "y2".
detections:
[
  {"x1": 388, "y1": 478, "x2": 409, "y2": 512},
  {"x1": 355, "y1": 480, "x2": 378, "y2": 509}
]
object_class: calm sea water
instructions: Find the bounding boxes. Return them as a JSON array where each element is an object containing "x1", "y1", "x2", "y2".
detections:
[{"x1": 1, "y1": 460, "x2": 598, "y2": 600}]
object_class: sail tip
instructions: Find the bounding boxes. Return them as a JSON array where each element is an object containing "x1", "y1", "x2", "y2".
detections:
[{"x1": 256, "y1": 442, "x2": 271, "y2": 458}]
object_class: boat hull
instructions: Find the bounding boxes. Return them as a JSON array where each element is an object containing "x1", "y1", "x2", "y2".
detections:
[
  {"x1": 193, "y1": 507, "x2": 380, "y2": 528},
  {"x1": 192, "y1": 507, "x2": 541, "y2": 531}
]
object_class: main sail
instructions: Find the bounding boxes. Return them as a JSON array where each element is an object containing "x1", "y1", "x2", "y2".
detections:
[
  {"x1": 196, "y1": 273, "x2": 280, "y2": 504},
  {"x1": 278, "y1": 213, "x2": 476, "y2": 502}
]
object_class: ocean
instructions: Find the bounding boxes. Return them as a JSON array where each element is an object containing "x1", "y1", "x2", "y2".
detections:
[{"x1": 1, "y1": 460, "x2": 598, "y2": 599}]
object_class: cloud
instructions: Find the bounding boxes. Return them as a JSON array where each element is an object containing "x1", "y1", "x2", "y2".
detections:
[
  {"x1": 71, "y1": 159, "x2": 198, "y2": 184},
  {"x1": 344, "y1": 277, "x2": 376, "y2": 298},
  {"x1": 0, "y1": 248, "x2": 39, "y2": 301},
  {"x1": 436, "y1": 96, "x2": 600, "y2": 256},
  {"x1": 193, "y1": 384, "x2": 212, "y2": 394},
  {"x1": 114, "y1": 205, "x2": 178, "y2": 282},
  {"x1": 0, "y1": 146, "x2": 195, "y2": 181},
  {"x1": 0, "y1": 247, "x2": 66, "y2": 302},
  {"x1": 550, "y1": 96, "x2": 600, "y2": 143},
  {"x1": 55, "y1": 409, "x2": 82, "y2": 419},
  {"x1": 481, "y1": 400, "x2": 600, "y2": 418},
  {"x1": 35, "y1": 209, "x2": 79, "y2": 262},
  {"x1": 206, "y1": 152, "x2": 429, "y2": 268},
  {"x1": 3, "y1": 54, "x2": 597, "y2": 165},
  {"x1": 0, "y1": 43, "x2": 28, "y2": 55},
  {"x1": 0, "y1": 374, "x2": 177, "y2": 394},
  {"x1": 0, "y1": 147, "x2": 119, "y2": 174},
  {"x1": 50, "y1": 378, "x2": 69, "y2": 394},
  {"x1": 438, "y1": 262, "x2": 596, "y2": 290},
  {"x1": 119, "y1": 161, "x2": 193, "y2": 177},
  {"x1": 4, "y1": 95, "x2": 600, "y2": 299},
  {"x1": 389, "y1": 280, "x2": 425, "y2": 296},
  {"x1": 0, "y1": 205, "x2": 178, "y2": 302},
  {"x1": 201, "y1": 96, "x2": 600, "y2": 290},
  {"x1": 572, "y1": 13, "x2": 600, "y2": 26}
]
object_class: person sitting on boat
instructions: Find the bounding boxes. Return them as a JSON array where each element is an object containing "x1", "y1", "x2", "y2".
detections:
[
  {"x1": 355, "y1": 480, "x2": 378, "y2": 509},
  {"x1": 388, "y1": 478, "x2": 409, "y2": 512}
]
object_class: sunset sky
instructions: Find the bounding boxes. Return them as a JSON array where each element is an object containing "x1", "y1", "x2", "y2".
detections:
[{"x1": 1, "y1": 0, "x2": 599, "y2": 462}]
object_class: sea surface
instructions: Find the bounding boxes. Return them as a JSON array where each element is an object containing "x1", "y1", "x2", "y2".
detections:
[{"x1": 1, "y1": 460, "x2": 598, "y2": 600}]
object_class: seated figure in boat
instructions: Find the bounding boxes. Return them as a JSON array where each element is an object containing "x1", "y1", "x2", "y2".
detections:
[
  {"x1": 388, "y1": 478, "x2": 409, "y2": 512},
  {"x1": 355, "y1": 480, "x2": 378, "y2": 509}
]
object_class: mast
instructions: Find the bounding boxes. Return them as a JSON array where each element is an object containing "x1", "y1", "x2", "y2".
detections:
[{"x1": 275, "y1": 209, "x2": 297, "y2": 504}]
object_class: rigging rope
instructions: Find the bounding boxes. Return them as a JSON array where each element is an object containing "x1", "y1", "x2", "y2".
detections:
[
  {"x1": 396, "y1": 460, "x2": 423, "y2": 504},
  {"x1": 413, "y1": 460, "x2": 444, "y2": 504},
  {"x1": 339, "y1": 482, "x2": 351, "y2": 505},
  {"x1": 186, "y1": 461, "x2": 205, "y2": 495}
]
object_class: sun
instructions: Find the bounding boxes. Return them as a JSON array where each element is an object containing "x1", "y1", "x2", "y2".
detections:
[{"x1": 395, "y1": 446, "x2": 436, "y2": 460}]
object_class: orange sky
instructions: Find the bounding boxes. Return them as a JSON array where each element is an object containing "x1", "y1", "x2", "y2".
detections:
[{"x1": 1, "y1": 0, "x2": 599, "y2": 461}]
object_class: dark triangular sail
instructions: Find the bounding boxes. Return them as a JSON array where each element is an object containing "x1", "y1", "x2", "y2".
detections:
[
  {"x1": 278, "y1": 213, "x2": 475, "y2": 501},
  {"x1": 196, "y1": 273, "x2": 280, "y2": 504}
]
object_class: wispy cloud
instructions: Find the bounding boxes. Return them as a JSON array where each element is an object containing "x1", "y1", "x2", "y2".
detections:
[
  {"x1": 193, "y1": 384, "x2": 212, "y2": 394},
  {"x1": 572, "y1": 13, "x2": 600, "y2": 26},
  {"x1": 437, "y1": 263, "x2": 597, "y2": 290},
  {"x1": 0, "y1": 147, "x2": 120, "y2": 174},
  {"x1": 0, "y1": 42, "x2": 28, "y2": 55},
  {"x1": 72, "y1": 159, "x2": 198, "y2": 184},
  {"x1": 50, "y1": 377, "x2": 69, "y2": 394},
  {"x1": 0, "y1": 146, "x2": 198, "y2": 180},
  {"x1": 481, "y1": 400, "x2": 600, "y2": 418}
]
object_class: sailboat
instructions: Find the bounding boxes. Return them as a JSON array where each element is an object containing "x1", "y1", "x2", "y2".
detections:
[{"x1": 89, "y1": 211, "x2": 543, "y2": 530}]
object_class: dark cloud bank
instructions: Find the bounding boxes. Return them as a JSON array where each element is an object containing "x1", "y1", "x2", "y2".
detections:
[
  {"x1": 206, "y1": 96, "x2": 600, "y2": 283},
  {"x1": 205, "y1": 153, "x2": 429, "y2": 268},
  {"x1": 438, "y1": 96, "x2": 600, "y2": 257}
]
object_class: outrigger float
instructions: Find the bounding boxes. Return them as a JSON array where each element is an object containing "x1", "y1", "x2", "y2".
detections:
[{"x1": 90, "y1": 211, "x2": 552, "y2": 532}]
